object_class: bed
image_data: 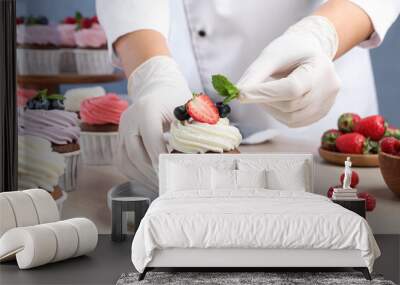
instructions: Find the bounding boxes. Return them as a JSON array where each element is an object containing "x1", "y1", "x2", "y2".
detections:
[{"x1": 131, "y1": 154, "x2": 380, "y2": 280}]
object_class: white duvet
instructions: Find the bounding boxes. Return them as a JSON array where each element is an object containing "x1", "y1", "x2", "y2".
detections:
[{"x1": 131, "y1": 190, "x2": 380, "y2": 273}]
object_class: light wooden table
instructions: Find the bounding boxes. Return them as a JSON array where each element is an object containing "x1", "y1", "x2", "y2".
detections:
[{"x1": 239, "y1": 136, "x2": 400, "y2": 235}]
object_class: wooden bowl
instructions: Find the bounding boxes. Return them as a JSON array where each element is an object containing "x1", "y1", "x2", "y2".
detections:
[
  {"x1": 379, "y1": 152, "x2": 400, "y2": 197},
  {"x1": 319, "y1": 147, "x2": 379, "y2": 167}
]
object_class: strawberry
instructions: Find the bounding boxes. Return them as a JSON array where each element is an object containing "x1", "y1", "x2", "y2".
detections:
[
  {"x1": 16, "y1": 17, "x2": 24, "y2": 25},
  {"x1": 80, "y1": 18, "x2": 93, "y2": 29},
  {"x1": 357, "y1": 192, "x2": 376, "y2": 212},
  {"x1": 380, "y1": 137, "x2": 400, "y2": 156},
  {"x1": 354, "y1": 115, "x2": 386, "y2": 141},
  {"x1": 321, "y1": 129, "x2": 342, "y2": 151},
  {"x1": 338, "y1": 113, "x2": 361, "y2": 133},
  {"x1": 64, "y1": 17, "x2": 76, "y2": 24},
  {"x1": 384, "y1": 125, "x2": 400, "y2": 140},
  {"x1": 340, "y1": 171, "x2": 359, "y2": 188},
  {"x1": 186, "y1": 93, "x2": 220, "y2": 124},
  {"x1": 90, "y1": 16, "x2": 99, "y2": 24},
  {"x1": 335, "y1": 133, "x2": 376, "y2": 154}
]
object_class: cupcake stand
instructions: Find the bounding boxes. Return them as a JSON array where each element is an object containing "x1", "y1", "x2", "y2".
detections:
[
  {"x1": 17, "y1": 73, "x2": 125, "y2": 93},
  {"x1": 18, "y1": 72, "x2": 129, "y2": 226}
]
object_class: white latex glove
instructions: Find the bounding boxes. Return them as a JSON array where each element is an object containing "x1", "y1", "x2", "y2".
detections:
[
  {"x1": 237, "y1": 16, "x2": 341, "y2": 128},
  {"x1": 116, "y1": 56, "x2": 192, "y2": 192}
]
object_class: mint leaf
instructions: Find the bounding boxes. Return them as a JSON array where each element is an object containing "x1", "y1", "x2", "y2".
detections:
[
  {"x1": 75, "y1": 11, "x2": 83, "y2": 21},
  {"x1": 212, "y1": 74, "x2": 239, "y2": 104},
  {"x1": 36, "y1": 89, "x2": 48, "y2": 100},
  {"x1": 47, "y1": 94, "x2": 64, "y2": 101}
]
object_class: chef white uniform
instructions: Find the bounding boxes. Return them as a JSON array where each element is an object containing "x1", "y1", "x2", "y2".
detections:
[{"x1": 97, "y1": 0, "x2": 400, "y2": 140}]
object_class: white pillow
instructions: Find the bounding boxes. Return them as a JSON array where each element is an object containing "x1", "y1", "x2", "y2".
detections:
[
  {"x1": 212, "y1": 169, "x2": 236, "y2": 191},
  {"x1": 236, "y1": 169, "x2": 267, "y2": 189},
  {"x1": 238, "y1": 159, "x2": 308, "y2": 191},
  {"x1": 167, "y1": 162, "x2": 212, "y2": 192},
  {"x1": 212, "y1": 168, "x2": 267, "y2": 190},
  {"x1": 266, "y1": 164, "x2": 306, "y2": 191}
]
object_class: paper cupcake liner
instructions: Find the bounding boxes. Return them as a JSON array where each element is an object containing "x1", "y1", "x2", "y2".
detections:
[
  {"x1": 60, "y1": 49, "x2": 77, "y2": 73},
  {"x1": 80, "y1": 131, "x2": 119, "y2": 165},
  {"x1": 58, "y1": 150, "x2": 80, "y2": 192},
  {"x1": 17, "y1": 48, "x2": 61, "y2": 75},
  {"x1": 55, "y1": 190, "x2": 68, "y2": 217},
  {"x1": 74, "y1": 49, "x2": 114, "y2": 75}
]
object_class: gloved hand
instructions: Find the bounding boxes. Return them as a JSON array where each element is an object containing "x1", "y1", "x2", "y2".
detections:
[
  {"x1": 115, "y1": 56, "x2": 192, "y2": 192},
  {"x1": 237, "y1": 16, "x2": 341, "y2": 127}
]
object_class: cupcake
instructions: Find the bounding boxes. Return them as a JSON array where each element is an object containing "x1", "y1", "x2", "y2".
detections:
[
  {"x1": 18, "y1": 135, "x2": 67, "y2": 213},
  {"x1": 16, "y1": 16, "x2": 61, "y2": 75},
  {"x1": 57, "y1": 12, "x2": 81, "y2": 73},
  {"x1": 169, "y1": 93, "x2": 242, "y2": 154},
  {"x1": 64, "y1": 86, "x2": 106, "y2": 117},
  {"x1": 169, "y1": 118, "x2": 242, "y2": 154},
  {"x1": 169, "y1": 75, "x2": 243, "y2": 153},
  {"x1": 58, "y1": 14, "x2": 79, "y2": 48},
  {"x1": 80, "y1": 93, "x2": 128, "y2": 165},
  {"x1": 73, "y1": 16, "x2": 113, "y2": 75},
  {"x1": 19, "y1": 90, "x2": 81, "y2": 192}
]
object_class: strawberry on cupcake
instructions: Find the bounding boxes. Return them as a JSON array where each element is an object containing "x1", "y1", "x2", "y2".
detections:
[{"x1": 168, "y1": 75, "x2": 242, "y2": 154}]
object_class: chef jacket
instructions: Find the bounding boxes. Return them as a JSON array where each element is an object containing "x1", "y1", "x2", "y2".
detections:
[{"x1": 97, "y1": 0, "x2": 400, "y2": 139}]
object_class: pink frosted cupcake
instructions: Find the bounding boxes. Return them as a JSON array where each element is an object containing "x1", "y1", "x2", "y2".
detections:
[
  {"x1": 73, "y1": 16, "x2": 113, "y2": 75},
  {"x1": 58, "y1": 15, "x2": 78, "y2": 73},
  {"x1": 58, "y1": 14, "x2": 80, "y2": 48},
  {"x1": 17, "y1": 16, "x2": 60, "y2": 48},
  {"x1": 80, "y1": 94, "x2": 128, "y2": 165},
  {"x1": 16, "y1": 16, "x2": 61, "y2": 75}
]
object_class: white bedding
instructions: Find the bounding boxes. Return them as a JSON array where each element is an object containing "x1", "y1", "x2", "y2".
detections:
[{"x1": 131, "y1": 190, "x2": 380, "y2": 273}]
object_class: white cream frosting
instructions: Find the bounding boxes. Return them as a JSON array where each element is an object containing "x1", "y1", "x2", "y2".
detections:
[
  {"x1": 64, "y1": 86, "x2": 106, "y2": 112},
  {"x1": 169, "y1": 118, "x2": 242, "y2": 153},
  {"x1": 18, "y1": 135, "x2": 65, "y2": 192}
]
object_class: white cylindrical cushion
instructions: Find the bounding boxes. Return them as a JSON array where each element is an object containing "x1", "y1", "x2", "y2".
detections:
[
  {"x1": 0, "y1": 226, "x2": 57, "y2": 269},
  {"x1": 0, "y1": 218, "x2": 97, "y2": 269},
  {"x1": 64, "y1": 218, "x2": 98, "y2": 257},
  {"x1": 23, "y1": 189, "x2": 59, "y2": 223},
  {"x1": 42, "y1": 221, "x2": 78, "y2": 262},
  {"x1": 1, "y1": 192, "x2": 39, "y2": 227},
  {"x1": 0, "y1": 196, "x2": 17, "y2": 237}
]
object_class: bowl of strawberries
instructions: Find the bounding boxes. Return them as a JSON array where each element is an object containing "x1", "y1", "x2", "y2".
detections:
[
  {"x1": 379, "y1": 136, "x2": 400, "y2": 197},
  {"x1": 319, "y1": 113, "x2": 399, "y2": 167}
]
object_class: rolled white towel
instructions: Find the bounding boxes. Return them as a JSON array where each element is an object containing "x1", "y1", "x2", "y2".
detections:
[{"x1": 0, "y1": 218, "x2": 98, "y2": 269}]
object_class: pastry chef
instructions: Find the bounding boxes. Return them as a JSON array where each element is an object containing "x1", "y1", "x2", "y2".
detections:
[{"x1": 97, "y1": 0, "x2": 399, "y2": 192}]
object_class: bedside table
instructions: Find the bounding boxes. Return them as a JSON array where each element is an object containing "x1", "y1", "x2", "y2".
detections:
[{"x1": 332, "y1": 198, "x2": 366, "y2": 218}]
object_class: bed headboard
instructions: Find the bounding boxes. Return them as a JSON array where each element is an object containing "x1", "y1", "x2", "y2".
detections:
[{"x1": 159, "y1": 153, "x2": 314, "y2": 195}]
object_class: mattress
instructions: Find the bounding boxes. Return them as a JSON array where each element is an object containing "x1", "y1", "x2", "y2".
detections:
[{"x1": 131, "y1": 190, "x2": 380, "y2": 273}]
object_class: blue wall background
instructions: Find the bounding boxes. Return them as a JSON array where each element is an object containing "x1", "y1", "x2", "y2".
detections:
[{"x1": 17, "y1": 0, "x2": 399, "y2": 126}]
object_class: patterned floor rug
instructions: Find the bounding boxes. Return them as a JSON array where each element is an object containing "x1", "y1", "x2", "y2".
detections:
[{"x1": 116, "y1": 271, "x2": 396, "y2": 285}]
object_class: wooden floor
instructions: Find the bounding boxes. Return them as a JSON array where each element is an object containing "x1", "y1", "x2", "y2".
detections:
[{"x1": 0, "y1": 235, "x2": 399, "y2": 285}]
